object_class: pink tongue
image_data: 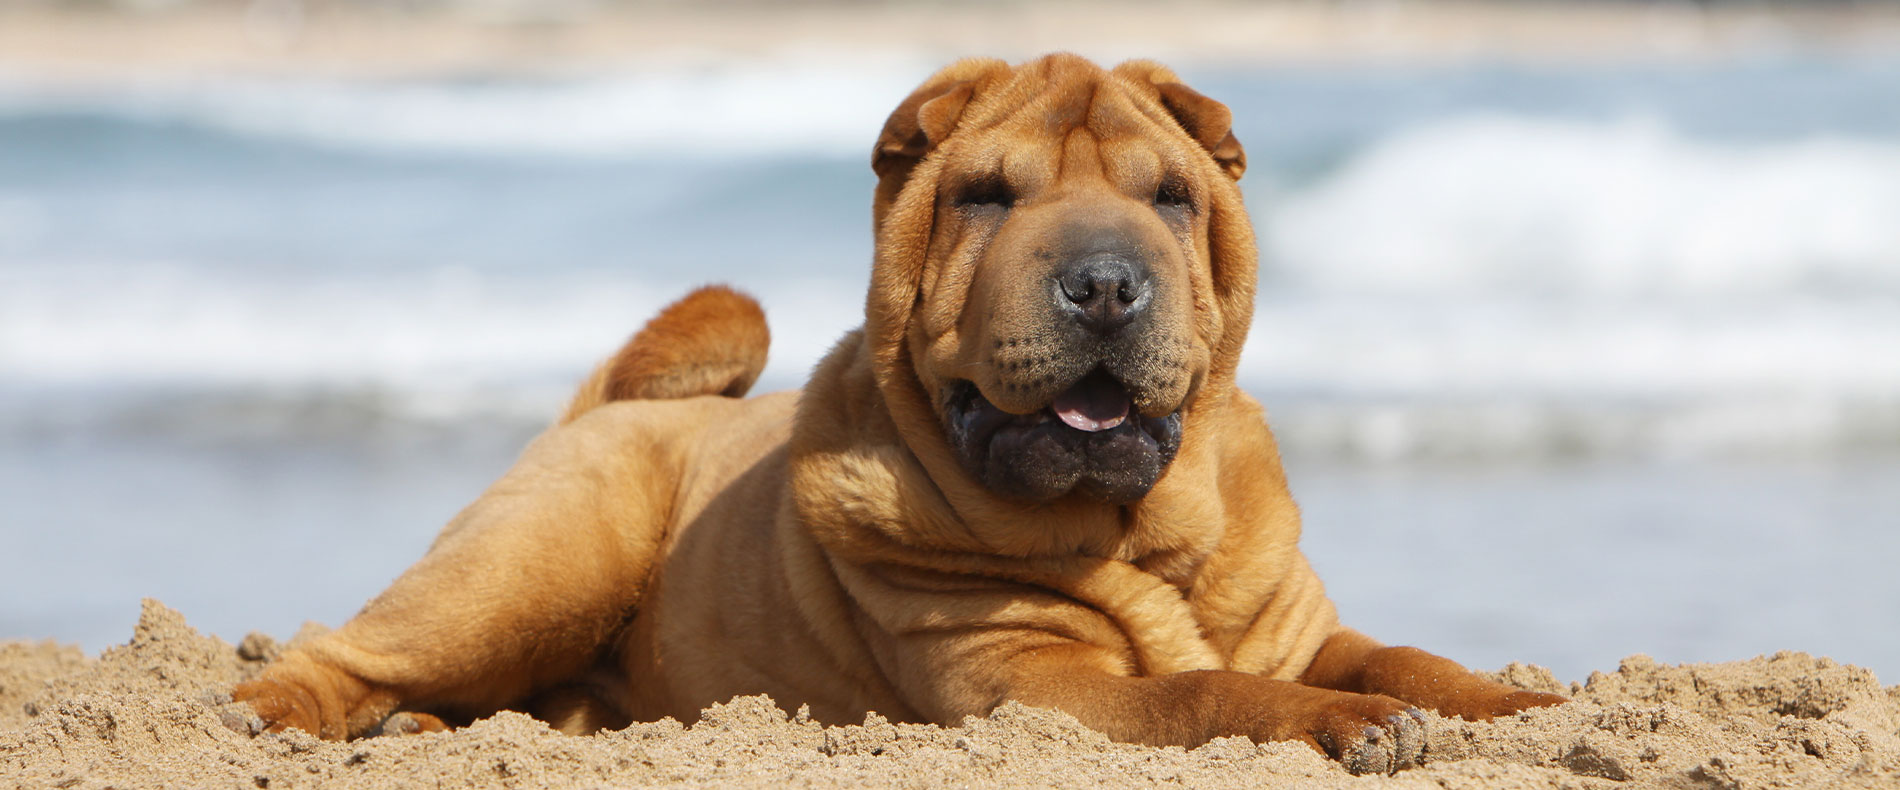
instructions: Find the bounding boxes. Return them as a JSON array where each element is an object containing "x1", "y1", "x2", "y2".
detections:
[{"x1": 1051, "y1": 381, "x2": 1131, "y2": 432}]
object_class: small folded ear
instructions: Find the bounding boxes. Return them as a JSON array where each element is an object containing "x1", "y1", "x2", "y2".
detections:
[
  {"x1": 872, "y1": 58, "x2": 1008, "y2": 228},
  {"x1": 1153, "y1": 81, "x2": 1247, "y2": 181},
  {"x1": 872, "y1": 80, "x2": 974, "y2": 181}
]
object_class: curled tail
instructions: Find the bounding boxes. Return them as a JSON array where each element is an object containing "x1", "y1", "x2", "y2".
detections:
[{"x1": 560, "y1": 285, "x2": 770, "y2": 424}]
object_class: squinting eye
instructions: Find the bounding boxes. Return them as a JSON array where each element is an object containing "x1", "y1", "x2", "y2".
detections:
[
  {"x1": 954, "y1": 177, "x2": 1015, "y2": 210},
  {"x1": 1154, "y1": 177, "x2": 1193, "y2": 211}
]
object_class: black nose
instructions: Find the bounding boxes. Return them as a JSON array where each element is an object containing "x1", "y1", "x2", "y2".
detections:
[{"x1": 1055, "y1": 254, "x2": 1151, "y2": 334}]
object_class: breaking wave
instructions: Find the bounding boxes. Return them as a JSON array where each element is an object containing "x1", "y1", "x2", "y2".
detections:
[{"x1": 1265, "y1": 114, "x2": 1900, "y2": 297}]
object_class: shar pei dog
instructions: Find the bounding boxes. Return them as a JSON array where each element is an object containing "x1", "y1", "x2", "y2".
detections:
[{"x1": 233, "y1": 53, "x2": 1564, "y2": 774}]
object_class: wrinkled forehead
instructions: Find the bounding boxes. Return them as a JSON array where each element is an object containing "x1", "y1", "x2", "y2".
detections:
[{"x1": 946, "y1": 70, "x2": 1198, "y2": 190}]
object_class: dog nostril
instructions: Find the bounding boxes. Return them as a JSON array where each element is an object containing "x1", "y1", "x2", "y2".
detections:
[
  {"x1": 1116, "y1": 282, "x2": 1137, "y2": 304},
  {"x1": 1062, "y1": 278, "x2": 1094, "y2": 304}
]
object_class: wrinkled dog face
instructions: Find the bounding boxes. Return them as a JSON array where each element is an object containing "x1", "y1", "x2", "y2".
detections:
[{"x1": 901, "y1": 62, "x2": 1238, "y2": 504}]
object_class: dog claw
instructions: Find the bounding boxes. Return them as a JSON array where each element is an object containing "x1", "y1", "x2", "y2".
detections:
[
  {"x1": 220, "y1": 708, "x2": 264, "y2": 737},
  {"x1": 1338, "y1": 708, "x2": 1428, "y2": 775},
  {"x1": 374, "y1": 711, "x2": 449, "y2": 737},
  {"x1": 1389, "y1": 709, "x2": 1428, "y2": 771}
]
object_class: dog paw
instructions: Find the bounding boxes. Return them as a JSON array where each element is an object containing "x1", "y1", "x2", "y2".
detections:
[
  {"x1": 229, "y1": 652, "x2": 388, "y2": 740},
  {"x1": 1308, "y1": 695, "x2": 1428, "y2": 775},
  {"x1": 231, "y1": 675, "x2": 328, "y2": 738},
  {"x1": 1487, "y1": 689, "x2": 1569, "y2": 717},
  {"x1": 1441, "y1": 687, "x2": 1568, "y2": 722}
]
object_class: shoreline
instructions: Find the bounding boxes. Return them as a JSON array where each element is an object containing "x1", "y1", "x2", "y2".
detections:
[{"x1": 4, "y1": 1, "x2": 1900, "y2": 79}]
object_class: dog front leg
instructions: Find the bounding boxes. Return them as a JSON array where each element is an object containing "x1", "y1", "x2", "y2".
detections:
[
  {"x1": 1298, "y1": 628, "x2": 1567, "y2": 722},
  {"x1": 992, "y1": 644, "x2": 1428, "y2": 774}
]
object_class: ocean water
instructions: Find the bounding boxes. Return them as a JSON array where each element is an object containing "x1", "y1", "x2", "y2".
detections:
[{"x1": 1, "y1": 56, "x2": 1897, "y2": 683}]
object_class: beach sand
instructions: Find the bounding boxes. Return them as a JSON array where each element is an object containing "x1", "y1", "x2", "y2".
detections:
[{"x1": 2, "y1": 600, "x2": 1895, "y2": 789}]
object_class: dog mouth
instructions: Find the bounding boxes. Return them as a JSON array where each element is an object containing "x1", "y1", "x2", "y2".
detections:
[
  {"x1": 953, "y1": 371, "x2": 1134, "y2": 438},
  {"x1": 943, "y1": 370, "x2": 1183, "y2": 504},
  {"x1": 1050, "y1": 373, "x2": 1131, "y2": 432}
]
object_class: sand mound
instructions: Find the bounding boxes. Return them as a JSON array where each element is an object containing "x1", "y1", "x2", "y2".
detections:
[{"x1": 3, "y1": 601, "x2": 1896, "y2": 789}]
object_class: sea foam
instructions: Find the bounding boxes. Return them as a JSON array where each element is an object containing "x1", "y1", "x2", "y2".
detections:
[{"x1": 1266, "y1": 114, "x2": 1900, "y2": 297}]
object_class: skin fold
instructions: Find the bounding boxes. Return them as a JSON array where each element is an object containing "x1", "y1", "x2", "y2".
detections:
[{"x1": 232, "y1": 54, "x2": 1563, "y2": 775}]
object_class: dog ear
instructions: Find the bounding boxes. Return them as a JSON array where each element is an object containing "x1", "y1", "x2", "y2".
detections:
[
  {"x1": 871, "y1": 58, "x2": 1008, "y2": 230},
  {"x1": 872, "y1": 80, "x2": 974, "y2": 181},
  {"x1": 1153, "y1": 81, "x2": 1246, "y2": 180},
  {"x1": 1112, "y1": 60, "x2": 1246, "y2": 179}
]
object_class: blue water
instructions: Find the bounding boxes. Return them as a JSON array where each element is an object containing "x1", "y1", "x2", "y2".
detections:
[{"x1": 1, "y1": 56, "x2": 1897, "y2": 683}]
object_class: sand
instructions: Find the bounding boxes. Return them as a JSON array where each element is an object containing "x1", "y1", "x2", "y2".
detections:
[{"x1": 1, "y1": 601, "x2": 1895, "y2": 789}]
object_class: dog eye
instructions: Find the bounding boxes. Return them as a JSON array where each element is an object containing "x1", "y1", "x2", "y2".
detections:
[
  {"x1": 1154, "y1": 177, "x2": 1193, "y2": 212},
  {"x1": 954, "y1": 177, "x2": 1015, "y2": 210}
]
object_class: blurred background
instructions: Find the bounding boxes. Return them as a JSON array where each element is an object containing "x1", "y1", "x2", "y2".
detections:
[{"x1": 2, "y1": 0, "x2": 1897, "y2": 685}]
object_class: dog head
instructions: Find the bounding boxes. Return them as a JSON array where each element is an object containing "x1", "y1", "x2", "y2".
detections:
[{"x1": 863, "y1": 54, "x2": 1257, "y2": 507}]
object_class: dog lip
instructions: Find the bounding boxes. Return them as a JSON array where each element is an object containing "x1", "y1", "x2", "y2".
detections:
[{"x1": 951, "y1": 383, "x2": 1036, "y2": 446}]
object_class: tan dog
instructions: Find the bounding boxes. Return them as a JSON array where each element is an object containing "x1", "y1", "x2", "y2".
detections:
[{"x1": 233, "y1": 54, "x2": 1563, "y2": 774}]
